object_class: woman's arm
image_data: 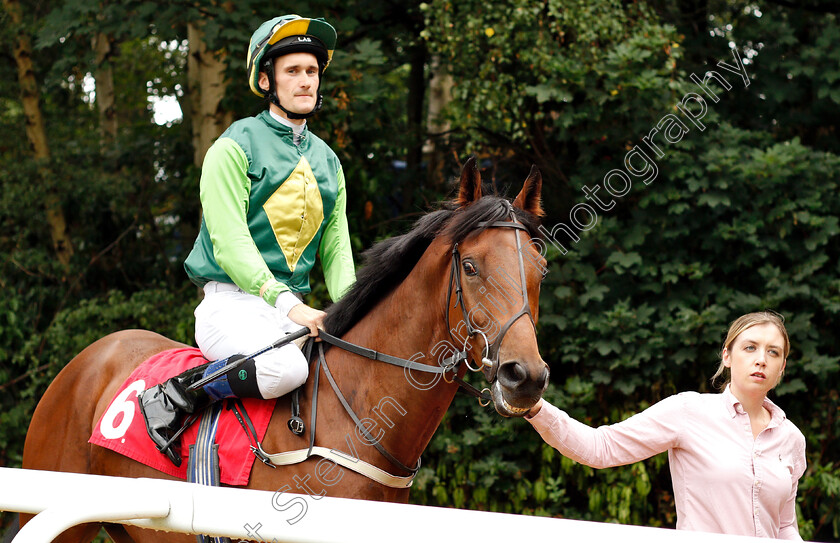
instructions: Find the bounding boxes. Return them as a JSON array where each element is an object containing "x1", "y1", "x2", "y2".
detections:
[
  {"x1": 526, "y1": 395, "x2": 686, "y2": 468},
  {"x1": 778, "y1": 432, "x2": 807, "y2": 540},
  {"x1": 777, "y1": 480, "x2": 803, "y2": 540}
]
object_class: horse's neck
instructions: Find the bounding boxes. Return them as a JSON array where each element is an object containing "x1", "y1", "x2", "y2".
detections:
[{"x1": 332, "y1": 241, "x2": 459, "y2": 469}]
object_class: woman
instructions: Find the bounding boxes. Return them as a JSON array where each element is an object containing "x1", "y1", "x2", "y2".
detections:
[{"x1": 527, "y1": 311, "x2": 806, "y2": 539}]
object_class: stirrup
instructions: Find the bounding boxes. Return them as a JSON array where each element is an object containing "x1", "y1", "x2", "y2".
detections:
[
  {"x1": 138, "y1": 384, "x2": 186, "y2": 466},
  {"x1": 157, "y1": 414, "x2": 199, "y2": 467},
  {"x1": 138, "y1": 373, "x2": 211, "y2": 467}
]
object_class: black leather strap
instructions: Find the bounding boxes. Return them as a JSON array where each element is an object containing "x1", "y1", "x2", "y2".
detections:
[
  {"x1": 317, "y1": 331, "x2": 446, "y2": 374},
  {"x1": 228, "y1": 399, "x2": 275, "y2": 468},
  {"x1": 232, "y1": 212, "x2": 539, "y2": 477},
  {"x1": 317, "y1": 331, "x2": 488, "y2": 401},
  {"x1": 316, "y1": 343, "x2": 420, "y2": 474}
]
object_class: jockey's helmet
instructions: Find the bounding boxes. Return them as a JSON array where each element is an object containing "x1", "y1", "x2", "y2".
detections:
[{"x1": 247, "y1": 15, "x2": 337, "y2": 118}]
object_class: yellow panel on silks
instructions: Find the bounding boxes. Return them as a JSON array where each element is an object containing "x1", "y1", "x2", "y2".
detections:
[{"x1": 262, "y1": 156, "x2": 324, "y2": 272}]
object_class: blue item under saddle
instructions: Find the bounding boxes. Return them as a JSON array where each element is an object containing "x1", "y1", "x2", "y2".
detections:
[{"x1": 187, "y1": 402, "x2": 231, "y2": 543}]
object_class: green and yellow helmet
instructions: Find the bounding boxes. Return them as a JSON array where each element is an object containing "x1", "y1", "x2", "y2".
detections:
[{"x1": 247, "y1": 15, "x2": 337, "y2": 98}]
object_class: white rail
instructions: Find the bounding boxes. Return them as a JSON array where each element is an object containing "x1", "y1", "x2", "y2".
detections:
[{"x1": 0, "y1": 467, "x2": 771, "y2": 542}]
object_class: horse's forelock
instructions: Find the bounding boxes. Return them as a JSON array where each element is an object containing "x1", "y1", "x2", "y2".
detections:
[{"x1": 443, "y1": 196, "x2": 542, "y2": 244}]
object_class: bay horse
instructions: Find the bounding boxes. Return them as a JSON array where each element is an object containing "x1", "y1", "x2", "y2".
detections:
[{"x1": 20, "y1": 158, "x2": 549, "y2": 542}]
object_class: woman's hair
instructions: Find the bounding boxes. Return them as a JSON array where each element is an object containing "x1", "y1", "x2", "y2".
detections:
[{"x1": 710, "y1": 310, "x2": 790, "y2": 390}]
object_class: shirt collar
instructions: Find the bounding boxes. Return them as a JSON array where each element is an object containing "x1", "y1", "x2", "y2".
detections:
[
  {"x1": 269, "y1": 109, "x2": 307, "y2": 135},
  {"x1": 722, "y1": 384, "x2": 787, "y2": 428}
]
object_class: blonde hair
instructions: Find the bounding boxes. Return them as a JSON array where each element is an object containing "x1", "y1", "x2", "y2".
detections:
[{"x1": 711, "y1": 311, "x2": 790, "y2": 390}]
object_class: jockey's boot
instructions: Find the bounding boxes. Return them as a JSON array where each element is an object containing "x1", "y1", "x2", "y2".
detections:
[{"x1": 138, "y1": 354, "x2": 262, "y2": 466}]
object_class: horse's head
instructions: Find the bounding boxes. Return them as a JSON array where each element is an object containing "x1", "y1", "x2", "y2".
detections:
[{"x1": 444, "y1": 157, "x2": 549, "y2": 417}]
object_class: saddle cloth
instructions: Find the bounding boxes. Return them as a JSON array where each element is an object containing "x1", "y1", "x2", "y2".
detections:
[{"x1": 89, "y1": 348, "x2": 276, "y2": 486}]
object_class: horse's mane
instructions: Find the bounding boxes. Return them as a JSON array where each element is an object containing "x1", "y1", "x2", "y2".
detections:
[{"x1": 324, "y1": 195, "x2": 542, "y2": 337}]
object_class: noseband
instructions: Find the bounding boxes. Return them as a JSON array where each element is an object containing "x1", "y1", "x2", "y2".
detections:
[{"x1": 445, "y1": 202, "x2": 536, "y2": 383}]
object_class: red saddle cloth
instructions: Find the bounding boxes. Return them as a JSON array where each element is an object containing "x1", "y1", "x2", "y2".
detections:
[{"x1": 89, "y1": 348, "x2": 276, "y2": 486}]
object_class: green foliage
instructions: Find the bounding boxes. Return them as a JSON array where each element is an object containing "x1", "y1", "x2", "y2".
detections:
[
  {"x1": 0, "y1": 288, "x2": 195, "y2": 466},
  {"x1": 422, "y1": 0, "x2": 682, "y2": 214},
  {"x1": 689, "y1": 4, "x2": 840, "y2": 155},
  {"x1": 413, "y1": 386, "x2": 671, "y2": 526},
  {"x1": 408, "y1": 121, "x2": 840, "y2": 539},
  {"x1": 2, "y1": 0, "x2": 840, "y2": 540}
]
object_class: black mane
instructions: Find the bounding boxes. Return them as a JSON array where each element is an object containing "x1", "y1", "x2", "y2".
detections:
[{"x1": 324, "y1": 196, "x2": 541, "y2": 337}]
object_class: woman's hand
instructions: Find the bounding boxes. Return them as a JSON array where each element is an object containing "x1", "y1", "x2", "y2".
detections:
[
  {"x1": 527, "y1": 398, "x2": 544, "y2": 418},
  {"x1": 287, "y1": 304, "x2": 327, "y2": 338}
]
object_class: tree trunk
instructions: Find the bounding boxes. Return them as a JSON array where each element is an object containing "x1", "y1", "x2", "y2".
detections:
[
  {"x1": 187, "y1": 21, "x2": 232, "y2": 169},
  {"x1": 92, "y1": 31, "x2": 118, "y2": 144},
  {"x1": 424, "y1": 56, "x2": 453, "y2": 190},
  {"x1": 4, "y1": 0, "x2": 74, "y2": 268},
  {"x1": 404, "y1": 42, "x2": 427, "y2": 207}
]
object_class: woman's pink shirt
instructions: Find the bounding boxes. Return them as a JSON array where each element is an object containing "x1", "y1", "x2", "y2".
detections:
[{"x1": 527, "y1": 386, "x2": 806, "y2": 539}]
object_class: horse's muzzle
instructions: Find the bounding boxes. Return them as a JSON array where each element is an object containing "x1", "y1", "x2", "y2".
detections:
[{"x1": 491, "y1": 361, "x2": 549, "y2": 417}]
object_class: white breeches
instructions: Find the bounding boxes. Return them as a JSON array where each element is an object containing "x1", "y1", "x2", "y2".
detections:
[{"x1": 194, "y1": 282, "x2": 309, "y2": 399}]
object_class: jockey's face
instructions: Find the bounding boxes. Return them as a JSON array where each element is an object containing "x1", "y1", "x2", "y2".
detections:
[{"x1": 259, "y1": 52, "x2": 320, "y2": 124}]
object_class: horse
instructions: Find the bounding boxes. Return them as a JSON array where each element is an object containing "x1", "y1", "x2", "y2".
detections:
[{"x1": 20, "y1": 157, "x2": 549, "y2": 542}]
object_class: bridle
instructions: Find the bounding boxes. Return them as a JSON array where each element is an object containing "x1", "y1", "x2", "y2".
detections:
[
  {"x1": 236, "y1": 201, "x2": 540, "y2": 488},
  {"x1": 445, "y1": 200, "x2": 537, "y2": 383}
]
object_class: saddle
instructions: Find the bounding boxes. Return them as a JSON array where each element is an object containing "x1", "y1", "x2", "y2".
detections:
[{"x1": 89, "y1": 347, "x2": 276, "y2": 486}]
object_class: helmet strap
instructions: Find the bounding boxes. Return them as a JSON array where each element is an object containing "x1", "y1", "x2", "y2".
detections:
[
  {"x1": 263, "y1": 57, "x2": 324, "y2": 120},
  {"x1": 275, "y1": 94, "x2": 323, "y2": 120}
]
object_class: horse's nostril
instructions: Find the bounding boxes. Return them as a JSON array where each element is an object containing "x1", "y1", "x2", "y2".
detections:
[{"x1": 498, "y1": 362, "x2": 528, "y2": 387}]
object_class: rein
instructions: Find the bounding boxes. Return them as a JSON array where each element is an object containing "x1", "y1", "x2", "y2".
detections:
[
  {"x1": 244, "y1": 329, "x2": 492, "y2": 488},
  {"x1": 233, "y1": 206, "x2": 535, "y2": 488},
  {"x1": 316, "y1": 330, "x2": 489, "y2": 401}
]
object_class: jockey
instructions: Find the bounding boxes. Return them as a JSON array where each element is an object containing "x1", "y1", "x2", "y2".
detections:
[{"x1": 139, "y1": 14, "x2": 356, "y2": 466}]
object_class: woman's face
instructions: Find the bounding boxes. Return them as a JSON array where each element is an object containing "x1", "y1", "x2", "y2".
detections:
[{"x1": 722, "y1": 322, "x2": 787, "y2": 401}]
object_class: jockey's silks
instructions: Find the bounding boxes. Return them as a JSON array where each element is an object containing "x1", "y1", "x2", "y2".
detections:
[{"x1": 185, "y1": 110, "x2": 355, "y2": 306}]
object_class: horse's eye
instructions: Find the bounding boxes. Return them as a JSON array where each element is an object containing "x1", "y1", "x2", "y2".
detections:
[{"x1": 463, "y1": 261, "x2": 478, "y2": 276}]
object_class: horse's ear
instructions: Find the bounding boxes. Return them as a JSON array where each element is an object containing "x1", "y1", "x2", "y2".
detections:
[
  {"x1": 513, "y1": 164, "x2": 544, "y2": 217},
  {"x1": 455, "y1": 156, "x2": 482, "y2": 207}
]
